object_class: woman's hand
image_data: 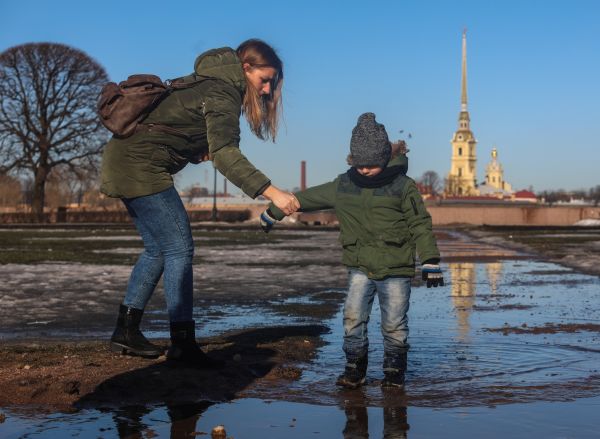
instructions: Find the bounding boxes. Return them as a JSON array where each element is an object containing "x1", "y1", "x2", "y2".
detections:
[{"x1": 262, "y1": 185, "x2": 300, "y2": 215}]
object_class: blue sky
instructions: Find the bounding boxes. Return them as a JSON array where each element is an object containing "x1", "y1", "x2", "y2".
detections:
[{"x1": 2, "y1": 0, "x2": 599, "y2": 194}]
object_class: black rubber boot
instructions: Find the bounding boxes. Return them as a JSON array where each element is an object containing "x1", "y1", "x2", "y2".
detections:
[
  {"x1": 110, "y1": 305, "x2": 164, "y2": 358},
  {"x1": 166, "y1": 320, "x2": 224, "y2": 369},
  {"x1": 336, "y1": 355, "x2": 368, "y2": 389},
  {"x1": 382, "y1": 351, "x2": 407, "y2": 388}
]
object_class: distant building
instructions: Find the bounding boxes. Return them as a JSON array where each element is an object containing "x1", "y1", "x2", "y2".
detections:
[
  {"x1": 446, "y1": 30, "x2": 479, "y2": 197},
  {"x1": 416, "y1": 182, "x2": 434, "y2": 199},
  {"x1": 444, "y1": 31, "x2": 522, "y2": 201},
  {"x1": 513, "y1": 190, "x2": 537, "y2": 203},
  {"x1": 478, "y1": 147, "x2": 514, "y2": 197},
  {"x1": 185, "y1": 194, "x2": 266, "y2": 206}
]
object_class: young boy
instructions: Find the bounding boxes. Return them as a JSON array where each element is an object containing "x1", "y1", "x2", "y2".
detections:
[{"x1": 261, "y1": 113, "x2": 444, "y2": 389}]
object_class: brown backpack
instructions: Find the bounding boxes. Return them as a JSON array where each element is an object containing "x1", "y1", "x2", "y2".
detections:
[{"x1": 97, "y1": 74, "x2": 204, "y2": 139}]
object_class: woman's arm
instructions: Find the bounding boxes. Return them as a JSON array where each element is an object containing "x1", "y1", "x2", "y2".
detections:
[{"x1": 203, "y1": 82, "x2": 270, "y2": 198}]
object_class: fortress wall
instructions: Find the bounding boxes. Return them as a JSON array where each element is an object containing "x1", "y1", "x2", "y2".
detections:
[
  {"x1": 294, "y1": 205, "x2": 600, "y2": 226},
  {"x1": 427, "y1": 205, "x2": 600, "y2": 226},
  {"x1": 1, "y1": 204, "x2": 599, "y2": 226}
]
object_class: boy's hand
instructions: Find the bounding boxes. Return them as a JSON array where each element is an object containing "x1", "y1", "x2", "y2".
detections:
[
  {"x1": 422, "y1": 264, "x2": 444, "y2": 288},
  {"x1": 262, "y1": 185, "x2": 300, "y2": 215},
  {"x1": 260, "y1": 209, "x2": 277, "y2": 233}
]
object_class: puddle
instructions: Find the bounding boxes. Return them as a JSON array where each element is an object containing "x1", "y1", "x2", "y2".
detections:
[
  {"x1": 2, "y1": 396, "x2": 600, "y2": 438},
  {"x1": 147, "y1": 304, "x2": 308, "y2": 339},
  {"x1": 275, "y1": 260, "x2": 600, "y2": 408}
]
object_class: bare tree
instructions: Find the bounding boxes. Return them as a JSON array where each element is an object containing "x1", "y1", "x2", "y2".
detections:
[
  {"x1": 538, "y1": 189, "x2": 569, "y2": 206},
  {"x1": 0, "y1": 42, "x2": 109, "y2": 219},
  {"x1": 419, "y1": 170, "x2": 442, "y2": 195}
]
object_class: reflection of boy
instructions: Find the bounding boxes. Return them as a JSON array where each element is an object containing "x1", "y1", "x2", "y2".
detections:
[{"x1": 262, "y1": 113, "x2": 443, "y2": 389}]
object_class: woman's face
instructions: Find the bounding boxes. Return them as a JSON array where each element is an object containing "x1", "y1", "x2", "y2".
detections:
[
  {"x1": 356, "y1": 166, "x2": 384, "y2": 177},
  {"x1": 243, "y1": 63, "x2": 277, "y2": 96}
]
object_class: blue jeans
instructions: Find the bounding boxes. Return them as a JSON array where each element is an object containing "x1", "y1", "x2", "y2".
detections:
[
  {"x1": 122, "y1": 186, "x2": 194, "y2": 322},
  {"x1": 343, "y1": 269, "x2": 411, "y2": 361}
]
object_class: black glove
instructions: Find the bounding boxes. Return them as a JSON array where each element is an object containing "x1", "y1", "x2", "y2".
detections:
[
  {"x1": 260, "y1": 209, "x2": 277, "y2": 233},
  {"x1": 421, "y1": 263, "x2": 444, "y2": 288}
]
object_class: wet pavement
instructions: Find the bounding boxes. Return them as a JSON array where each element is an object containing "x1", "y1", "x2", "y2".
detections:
[{"x1": 1, "y1": 227, "x2": 600, "y2": 437}]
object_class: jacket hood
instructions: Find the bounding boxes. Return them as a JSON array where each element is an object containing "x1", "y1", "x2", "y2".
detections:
[
  {"x1": 194, "y1": 47, "x2": 246, "y2": 92},
  {"x1": 387, "y1": 153, "x2": 408, "y2": 174}
]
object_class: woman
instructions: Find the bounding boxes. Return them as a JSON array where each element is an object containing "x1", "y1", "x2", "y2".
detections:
[{"x1": 101, "y1": 39, "x2": 299, "y2": 368}]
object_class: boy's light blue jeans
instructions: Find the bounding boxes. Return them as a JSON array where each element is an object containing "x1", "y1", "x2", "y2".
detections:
[
  {"x1": 121, "y1": 186, "x2": 194, "y2": 322},
  {"x1": 343, "y1": 268, "x2": 411, "y2": 362}
]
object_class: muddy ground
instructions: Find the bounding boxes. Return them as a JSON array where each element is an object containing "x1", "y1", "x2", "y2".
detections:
[
  {"x1": 0, "y1": 224, "x2": 598, "y2": 415},
  {"x1": 468, "y1": 225, "x2": 600, "y2": 277},
  {"x1": 0, "y1": 325, "x2": 326, "y2": 411}
]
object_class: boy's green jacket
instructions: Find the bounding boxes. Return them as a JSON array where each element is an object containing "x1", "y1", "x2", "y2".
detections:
[
  {"x1": 270, "y1": 155, "x2": 440, "y2": 279},
  {"x1": 101, "y1": 48, "x2": 270, "y2": 199}
]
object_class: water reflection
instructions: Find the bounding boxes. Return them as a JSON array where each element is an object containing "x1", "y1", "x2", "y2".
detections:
[
  {"x1": 342, "y1": 390, "x2": 409, "y2": 439},
  {"x1": 167, "y1": 402, "x2": 213, "y2": 438},
  {"x1": 105, "y1": 396, "x2": 410, "y2": 439},
  {"x1": 486, "y1": 262, "x2": 503, "y2": 295},
  {"x1": 109, "y1": 401, "x2": 213, "y2": 438},
  {"x1": 449, "y1": 262, "x2": 476, "y2": 341},
  {"x1": 112, "y1": 405, "x2": 152, "y2": 438},
  {"x1": 448, "y1": 261, "x2": 505, "y2": 340}
]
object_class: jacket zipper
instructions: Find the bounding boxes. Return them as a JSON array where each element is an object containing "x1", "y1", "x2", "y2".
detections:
[{"x1": 410, "y1": 197, "x2": 419, "y2": 215}]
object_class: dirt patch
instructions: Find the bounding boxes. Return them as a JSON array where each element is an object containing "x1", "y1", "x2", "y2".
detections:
[
  {"x1": 508, "y1": 278, "x2": 598, "y2": 287},
  {"x1": 484, "y1": 323, "x2": 600, "y2": 335},
  {"x1": 524, "y1": 269, "x2": 576, "y2": 276},
  {"x1": 0, "y1": 325, "x2": 327, "y2": 411},
  {"x1": 270, "y1": 301, "x2": 341, "y2": 319},
  {"x1": 473, "y1": 304, "x2": 535, "y2": 311}
]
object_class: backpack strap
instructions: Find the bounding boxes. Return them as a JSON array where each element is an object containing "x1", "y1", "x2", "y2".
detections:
[
  {"x1": 166, "y1": 75, "x2": 210, "y2": 90},
  {"x1": 135, "y1": 76, "x2": 212, "y2": 140}
]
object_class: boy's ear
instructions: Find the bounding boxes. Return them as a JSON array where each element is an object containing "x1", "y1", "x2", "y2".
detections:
[{"x1": 346, "y1": 154, "x2": 354, "y2": 166}]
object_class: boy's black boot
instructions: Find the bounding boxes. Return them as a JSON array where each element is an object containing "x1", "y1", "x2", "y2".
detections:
[
  {"x1": 336, "y1": 355, "x2": 368, "y2": 389},
  {"x1": 166, "y1": 320, "x2": 225, "y2": 369},
  {"x1": 382, "y1": 351, "x2": 407, "y2": 388},
  {"x1": 110, "y1": 304, "x2": 164, "y2": 358}
]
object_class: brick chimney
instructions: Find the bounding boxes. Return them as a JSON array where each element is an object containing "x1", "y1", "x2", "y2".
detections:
[{"x1": 301, "y1": 161, "x2": 307, "y2": 191}]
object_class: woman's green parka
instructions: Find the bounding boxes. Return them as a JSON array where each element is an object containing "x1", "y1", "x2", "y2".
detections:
[
  {"x1": 270, "y1": 155, "x2": 440, "y2": 279},
  {"x1": 101, "y1": 48, "x2": 270, "y2": 199}
]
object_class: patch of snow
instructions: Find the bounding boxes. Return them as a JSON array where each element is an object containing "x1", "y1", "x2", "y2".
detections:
[{"x1": 574, "y1": 219, "x2": 600, "y2": 226}]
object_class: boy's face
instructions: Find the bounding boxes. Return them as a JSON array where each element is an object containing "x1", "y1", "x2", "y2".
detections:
[{"x1": 356, "y1": 166, "x2": 384, "y2": 177}]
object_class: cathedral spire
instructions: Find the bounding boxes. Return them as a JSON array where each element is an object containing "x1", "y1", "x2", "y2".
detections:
[
  {"x1": 446, "y1": 29, "x2": 478, "y2": 197},
  {"x1": 461, "y1": 28, "x2": 468, "y2": 112}
]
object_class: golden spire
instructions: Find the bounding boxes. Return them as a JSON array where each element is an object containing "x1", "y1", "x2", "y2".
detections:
[{"x1": 461, "y1": 28, "x2": 468, "y2": 112}]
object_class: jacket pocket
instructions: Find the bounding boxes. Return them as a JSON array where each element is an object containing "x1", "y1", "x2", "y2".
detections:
[
  {"x1": 340, "y1": 235, "x2": 359, "y2": 266},
  {"x1": 380, "y1": 232, "x2": 410, "y2": 268},
  {"x1": 150, "y1": 145, "x2": 188, "y2": 175}
]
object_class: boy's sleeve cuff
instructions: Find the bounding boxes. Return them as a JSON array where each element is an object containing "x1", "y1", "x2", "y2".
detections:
[{"x1": 268, "y1": 204, "x2": 286, "y2": 220}]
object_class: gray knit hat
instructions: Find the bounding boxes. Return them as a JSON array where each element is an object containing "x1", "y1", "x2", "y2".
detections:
[{"x1": 349, "y1": 112, "x2": 391, "y2": 168}]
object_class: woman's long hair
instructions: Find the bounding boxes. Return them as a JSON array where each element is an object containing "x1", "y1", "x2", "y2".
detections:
[{"x1": 237, "y1": 39, "x2": 283, "y2": 141}]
